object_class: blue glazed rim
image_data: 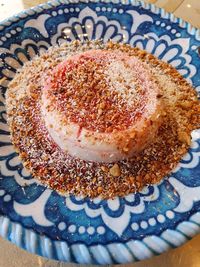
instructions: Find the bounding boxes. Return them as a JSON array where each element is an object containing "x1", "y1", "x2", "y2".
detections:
[{"x1": 0, "y1": 0, "x2": 200, "y2": 264}]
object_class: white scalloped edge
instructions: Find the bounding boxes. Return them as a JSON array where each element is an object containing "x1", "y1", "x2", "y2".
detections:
[
  {"x1": 0, "y1": 212, "x2": 200, "y2": 264},
  {"x1": 0, "y1": 0, "x2": 200, "y2": 264},
  {"x1": 0, "y1": 0, "x2": 199, "y2": 39}
]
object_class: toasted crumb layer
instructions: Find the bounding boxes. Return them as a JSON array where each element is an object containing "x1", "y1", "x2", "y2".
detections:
[{"x1": 6, "y1": 40, "x2": 200, "y2": 198}]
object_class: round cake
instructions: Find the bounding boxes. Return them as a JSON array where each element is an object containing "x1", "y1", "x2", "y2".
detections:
[
  {"x1": 6, "y1": 41, "x2": 200, "y2": 198},
  {"x1": 42, "y1": 49, "x2": 162, "y2": 163}
]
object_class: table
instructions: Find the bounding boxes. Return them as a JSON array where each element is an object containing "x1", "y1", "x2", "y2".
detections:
[{"x1": 0, "y1": 1, "x2": 200, "y2": 267}]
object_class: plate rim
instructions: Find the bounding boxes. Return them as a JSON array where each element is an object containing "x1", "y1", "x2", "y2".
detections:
[
  {"x1": 0, "y1": 0, "x2": 199, "y2": 38},
  {"x1": 0, "y1": 0, "x2": 200, "y2": 264}
]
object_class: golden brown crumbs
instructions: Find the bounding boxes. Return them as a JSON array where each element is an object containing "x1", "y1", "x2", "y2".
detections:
[
  {"x1": 109, "y1": 164, "x2": 121, "y2": 177},
  {"x1": 5, "y1": 40, "x2": 200, "y2": 198}
]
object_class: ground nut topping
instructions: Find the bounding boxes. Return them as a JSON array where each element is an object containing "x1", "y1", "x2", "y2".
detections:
[
  {"x1": 109, "y1": 164, "x2": 121, "y2": 177},
  {"x1": 6, "y1": 40, "x2": 200, "y2": 198}
]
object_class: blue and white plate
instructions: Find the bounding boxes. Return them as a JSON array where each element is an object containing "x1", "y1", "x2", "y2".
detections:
[{"x1": 0, "y1": 0, "x2": 200, "y2": 264}]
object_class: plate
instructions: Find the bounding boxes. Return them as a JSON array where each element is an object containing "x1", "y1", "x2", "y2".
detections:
[{"x1": 0, "y1": 0, "x2": 200, "y2": 264}]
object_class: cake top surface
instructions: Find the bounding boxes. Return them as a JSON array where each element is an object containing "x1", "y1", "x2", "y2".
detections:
[{"x1": 44, "y1": 49, "x2": 159, "y2": 133}]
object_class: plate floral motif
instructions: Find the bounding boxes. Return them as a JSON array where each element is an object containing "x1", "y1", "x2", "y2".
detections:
[{"x1": 0, "y1": 0, "x2": 200, "y2": 264}]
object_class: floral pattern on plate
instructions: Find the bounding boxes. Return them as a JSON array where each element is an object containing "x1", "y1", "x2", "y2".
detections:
[{"x1": 0, "y1": 0, "x2": 200, "y2": 264}]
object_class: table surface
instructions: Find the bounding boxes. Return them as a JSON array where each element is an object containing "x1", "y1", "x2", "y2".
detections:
[{"x1": 0, "y1": 1, "x2": 200, "y2": 267}]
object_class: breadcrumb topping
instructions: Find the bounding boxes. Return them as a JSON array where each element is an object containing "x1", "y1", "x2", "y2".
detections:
[{"x1": 6, "y1": 40, "x2": 200, "y2": 198}]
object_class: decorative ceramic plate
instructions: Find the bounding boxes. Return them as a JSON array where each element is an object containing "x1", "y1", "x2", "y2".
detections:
[{"x1": 0, "y1": 0, "x2": 200, "y2": 264}]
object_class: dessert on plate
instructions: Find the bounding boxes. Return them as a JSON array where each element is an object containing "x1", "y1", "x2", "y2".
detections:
[{"x1": 6, "y1": 40, "x2": 200, "y2": 198}]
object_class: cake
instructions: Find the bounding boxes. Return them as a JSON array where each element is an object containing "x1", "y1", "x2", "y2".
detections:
[{"x1": 42, "y1": 49, "x2": 162, "y2": 163}]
